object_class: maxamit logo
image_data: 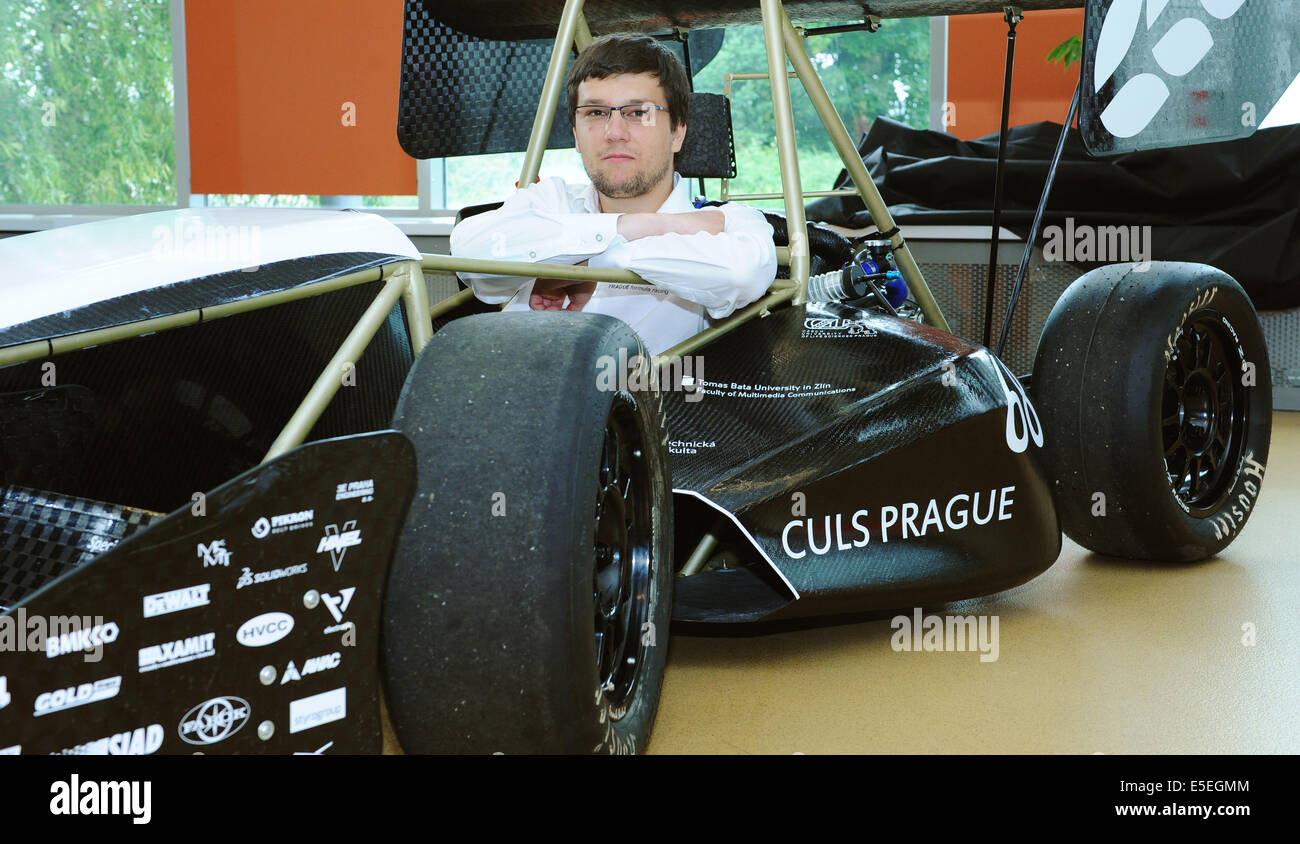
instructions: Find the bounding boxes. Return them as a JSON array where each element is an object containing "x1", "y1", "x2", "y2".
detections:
[{"x1": 235, "y1": 612, "x2": 294, "y2": 647}]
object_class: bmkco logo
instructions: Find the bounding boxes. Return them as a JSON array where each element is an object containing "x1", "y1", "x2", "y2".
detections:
[
  {"x1": 235, "y1": 612, "x2": 294, "y2": 647},
  {"x1": 317, "y1": 522, "x2": 362, "y2": 572},
  {"x1": 178, "y1": 696, "x2": 250, "y2": 746}
]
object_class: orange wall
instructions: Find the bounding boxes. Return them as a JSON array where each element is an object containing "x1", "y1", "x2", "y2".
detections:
[
  {"x1": 187, "y1": 0, "x2": 415, "y2": 195},
  {"x1": 946, "y1": 9, "x2": 1083, "y2": 139}
]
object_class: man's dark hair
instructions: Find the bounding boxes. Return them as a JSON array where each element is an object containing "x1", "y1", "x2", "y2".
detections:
[{"x1": 566, "y1": 34, "x2": 692, "y2": 130}]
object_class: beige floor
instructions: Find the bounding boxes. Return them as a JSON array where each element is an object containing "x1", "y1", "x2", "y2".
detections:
[{"x1": 649, "y1": 411, "x2": 1300, "y2": 754}]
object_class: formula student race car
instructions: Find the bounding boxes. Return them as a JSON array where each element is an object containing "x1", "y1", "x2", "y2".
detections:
[{"x1": 0, "y1": 0, "x2": 1286, "y2": 755}]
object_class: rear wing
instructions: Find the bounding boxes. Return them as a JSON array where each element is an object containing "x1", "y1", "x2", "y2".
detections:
[{"x1": 1080, "y1": 0, "x2": 1300, "y2": 155}]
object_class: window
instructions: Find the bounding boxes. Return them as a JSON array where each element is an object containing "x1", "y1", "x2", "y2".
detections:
[{"x1": 0, "y1": 4, "x2": 932, "y2": 221}]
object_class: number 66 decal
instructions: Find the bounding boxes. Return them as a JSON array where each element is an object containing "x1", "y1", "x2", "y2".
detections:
[{"x1": 995, "y1": 359, "x2": 1044, "y2": 454}]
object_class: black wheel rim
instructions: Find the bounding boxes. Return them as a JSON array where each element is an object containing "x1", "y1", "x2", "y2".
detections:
[
  {"x1": 593, "y1": 396, "x2": 654, "y2": 716},
  {"x1": 1161, "y1": 312, "x2": 1247, "y2": 514}
]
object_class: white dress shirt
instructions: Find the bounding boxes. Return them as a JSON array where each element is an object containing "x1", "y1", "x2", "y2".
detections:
[{"x1": 449, "y1": 172, "x2": 777, "y2": 355}]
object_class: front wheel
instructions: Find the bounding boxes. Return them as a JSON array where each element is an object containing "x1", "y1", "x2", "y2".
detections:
[
  {"x1": 1032, "y1": 262, "x2": 1272, "y2": 561},
  {"x1": 382, "y1": 312, "x2": 673, "y2": 753}
]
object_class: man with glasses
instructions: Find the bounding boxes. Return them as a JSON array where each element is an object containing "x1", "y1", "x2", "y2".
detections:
[{"x1": 451, "y1": 33, "x2": 777, "y2": 356}]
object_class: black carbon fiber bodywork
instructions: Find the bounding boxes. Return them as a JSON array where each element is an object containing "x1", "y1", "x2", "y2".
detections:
[
  {"x1": 0, "y1": 280, "x2": 412, "y2": 514},
  {"x1": 397, "y1": 1, "x2": 723, "y2": 160},
  {"x1": 665, "y1": 302, "x2": 1061, "y2": 622},
  {"x1": 428, "y1": 1, "x2": 1083, "y2": 39},
  {"x1": 0, "y1": 253, "x2": 405, "y2": 348},
  {"x1": 0, "y1": 432, "x2": 414, "y2": 755}
]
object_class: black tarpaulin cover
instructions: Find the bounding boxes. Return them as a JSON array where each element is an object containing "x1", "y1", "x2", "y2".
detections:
[{"x1": 806, "y1": 118, "x2": 1300, "y2": 310}]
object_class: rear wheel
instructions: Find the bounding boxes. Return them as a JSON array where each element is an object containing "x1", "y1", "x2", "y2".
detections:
[
  {"x1": 382, "y1": 312, "x2": 673, "y2": 753},
  {"x1": 1032, "y1": 262, "x2": 1272, "y2": 561}
]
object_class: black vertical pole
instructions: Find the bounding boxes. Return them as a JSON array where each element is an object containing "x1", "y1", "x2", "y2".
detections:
[{"x1": 982, "y1": 7, "x2": 1022, "y2": 350}]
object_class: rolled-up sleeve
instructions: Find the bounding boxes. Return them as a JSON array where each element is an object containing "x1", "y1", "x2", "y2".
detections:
[
  {"x1": 587, "y1": 202, "x2": 777, "y2": 318},
  {"x1": 449, "y1": 178, "x2": 621, "y2": 303}
]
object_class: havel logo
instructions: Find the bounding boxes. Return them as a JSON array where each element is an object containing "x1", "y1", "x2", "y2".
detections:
[{"x1": 317, "y1": 522, "x2": 362, "y2": 571}]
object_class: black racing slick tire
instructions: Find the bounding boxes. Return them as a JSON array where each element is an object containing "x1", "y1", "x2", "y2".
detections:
[
  {"x1": 1032, "y1": 262, "x2": 1272, "y2": 561},
  {"x1": 382, "y1": 312, "x2": 674, "y2": 754}
]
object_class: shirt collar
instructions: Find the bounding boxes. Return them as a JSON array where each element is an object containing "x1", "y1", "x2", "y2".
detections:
[{"x1": 582, "y1": 172, "x2": 692, "y2": 214}]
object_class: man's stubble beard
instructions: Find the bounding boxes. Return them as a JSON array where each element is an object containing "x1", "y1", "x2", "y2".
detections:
[{"x1": 589, "y1": 154, "x2": 674, "y2": 200}]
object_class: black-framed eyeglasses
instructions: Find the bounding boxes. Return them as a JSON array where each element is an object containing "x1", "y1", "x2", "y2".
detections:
[{"x1": 574, "y1": 104, "x2": 668, "y2": 127}]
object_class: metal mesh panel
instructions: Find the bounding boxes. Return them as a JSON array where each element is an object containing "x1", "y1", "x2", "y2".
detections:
[
  {"x1": 1259, "y1": 307, "x2": 1300, "y2": 410},
  {"x1": 918, "y1": 253, "x2": 1085, "y2": 375}
]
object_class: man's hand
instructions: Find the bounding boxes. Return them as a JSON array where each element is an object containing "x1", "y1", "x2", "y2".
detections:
[
  {"x1": 530, "y1": 259, "x2": 594, "y2": 311},
  {"x1": 617, "y1": 209, "x2": 725, "y2": 241}
]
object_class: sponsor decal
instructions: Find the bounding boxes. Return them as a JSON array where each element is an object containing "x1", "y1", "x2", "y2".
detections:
[
  {"x1": 45, "y1": 622, "x2": 119, "y2": 659},
  {"x1": 994, "y1": 359, "x2": 1043, "y2": 454},
  {"x1": 668, "y1": 440, "x2": 716, "y2": 456},
  {"x1": 0, "y1": 675, "x2": 8, "y2": 710},
  {"x1": 692, "y1": 379, "x2": 855, "y2": 400},
  {"x1": 1210, "y1": 451, "x2": 1267, "y2": 539},
  {"x1": 320, "y1": 587, "x2": 355, "y2": 634},
  {"x1": 289, "y1": 687, "x2": 347, "y2": 734},
  {"x1": 138, "y1": 632, "x2": 216, "y2": 673},
  {"x1": 34, "y1": 676, "x2": 122, "y2": 717},
  {"x1": 85, "y1": 535, "x2": 117, "y2": 555},
  {"x1": 142, "y1": 583, "x2": 211, "y2": 618},
  {"x1": 317, "y1": 522, "x2": 362, "y2": 571},
  {"x1": 178, "y1": 696, "x2": 250, "y2": 746},
  {"x1": 236, "y1": 612, "x2": 294, "y2": 647},
  {"x1": 1164, "y1": 286, "x2": 1218, "y2": 364},
  {"x1": 0, "y1": 612, "x2": 113, "y2": 662},
  {"x1": 0, "y1": 745, "x2": 19, "y2": 754},
  {"x1": 781, "y1": 486, "x2": 1017, "y2": 559},
  {"x1": 251, "y1": 509, "x2": 315, "y2": 539},
  {"x1": 197, "y1": 539, "x2": 231, "y2": 567},
  {"x1": 49, "y1": 774, "x2": 151, "y2": 825},
  {"x1": 802, "y1": 316, "x2": 877, "y2": 339},
  {"x1": 293, "y1": 740, "x2": 334, "y2": 755},
  {"x1": 235, "y1": 562, "x2": 309, "y2": 590},
  {"x1": 281, "y1": 652, "x2": 342, "y2": 684},
  {"x1": 57, "y1": 723, "x2": 165, "y2": 755},
  {"x1": 335, "y1": 479, "x2": 375, "y2": 502}
]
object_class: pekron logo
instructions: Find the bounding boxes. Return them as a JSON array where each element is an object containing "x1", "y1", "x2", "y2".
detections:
[{"x1": 1095, "y1": 0, "x2": 1248, "y2": 138}]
